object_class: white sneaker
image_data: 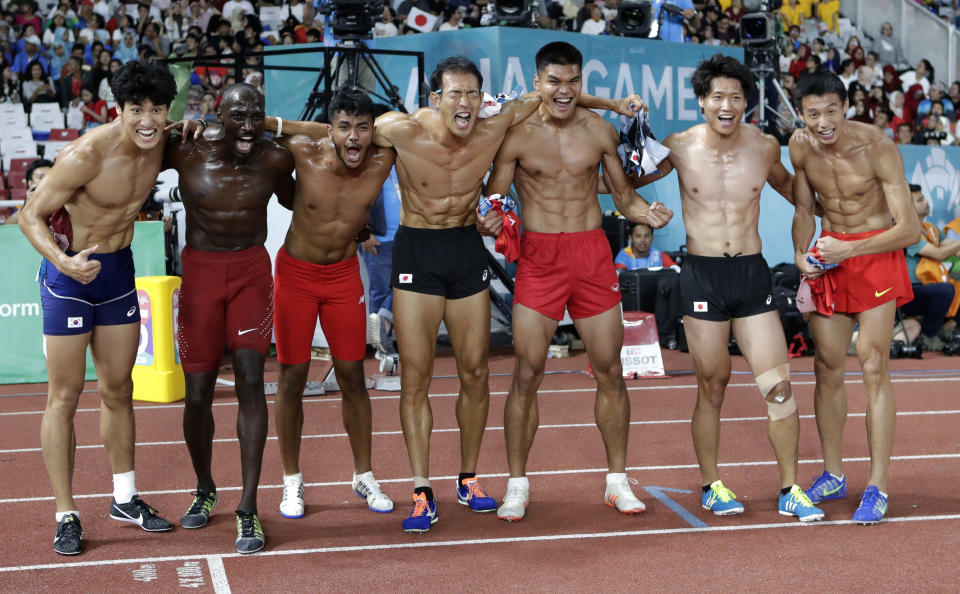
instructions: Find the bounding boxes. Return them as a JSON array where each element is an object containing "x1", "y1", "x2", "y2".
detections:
[
  {"x1": 604, "y1": 476, "x2": 646, "y2": 515},
  {"x1": 280, "y1": 475, "x2": 305, "y2": 519},
  {"x1": 353, "y1": 471, "x2": 394, "y2": 513},
  {"x1": 367, "y1": 314, "x2": 382, "y2": 350},
  {"x1": 497, "y1": 486, "x2": 530, "y2": 522}
]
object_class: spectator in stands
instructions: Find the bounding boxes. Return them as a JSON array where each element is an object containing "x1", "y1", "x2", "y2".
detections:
[
  {"x1": 15, "y1": 1, "x2": 42, "y2": 37},
  {"x1": 896, "y1": 122, "x2": 914, "y2": 145},
  {"x1": 13, "y1": 34, "x2": 47, "y2": 76},
  {"x1": 439, "y1": 5, "x2": 464, "y2": 31},
  {"x1": 903, "y1": 184, "x2": 960, "y2": 351},
  {"x1": 920, "y1": 101, "x2": 955, "y2": 145},
  {"x1": 59, "y1": 55, "x2": 84, "y2": 108},
  {"x1": 723, "y1": 0, "x2": 745, "y2": 23},
  {"x1": 142, "y1": 22, "x2": 171, "y2": 59},
  {"x1": 917, "y1": 81, "x2": 956, "y2": 121},
  {"x1": 915, "y1": 111, "x2": 952, "y2": 145},
  {"x1": 881, "y1": 64, "x2": 902, "y2": 96},
  {"x1": 78, "y1": 13, "x2": 110, "y2": 46},
  {"x1": 614, "y1": 223, "x2": 682, "y2": 348},
  {"x1": 2, "y1": 158, "x2": 53, "y2": 226},
  {"x1": 98, "y1": 58, "x2": 120, "y2": 104},
  {"x1": 113, "y1": 30, "x2": 140, "y2": 63},
  {"x1": 84, "y1": 48, "x2": 111, "y2": 90},
  {"x1": 78, "y1": 85, "x2": 108, "y2": 128},
  {"x1": 652, "y1": 0, "x2": 695, "y2": 42},
  {"x1": 280, "y1": 0, "x2": 305, "y2": 23},
  {"x1": 815, "y1": 0, "x2": 840, "y2": 33},
  {"x1": 199, "y1": 89, "x2": 218, "y2": 121},
  {"x1": 889, "y1": 90, "x2": 906, "y2": 127},
  {"x1": 786, "y1": 24, "x2": 801, "y2": 49},
  {"x1": 20, "y1": 57, "x2": 56, "y2": 108},
  {"x1": 134, "y1": 4, "x2": 153, "y2": 40},
  {"x1": 901, "y1": 59, "x2": 933, "y2": 97},
  {"x1": 1, "y1": 62, "x2": 19, "y2": 103},
  {"x1": 223, "y1": 0, "x2": 256, "y2": 21},
  {"x1": 789, "y1": 43, "x2": 811, "y2": 79},
  {"x1": 48, "y1": 43, "x2": 69, "y2": 83},
  {"x1": 948, "y1": 81, "x2": 960, "y2": 112},
  {"x1": 872, "y1": 22, "x2": 906, "y2": 68},
  {"x1": 874, "y1": 108, "x2": 894, "y2": 140},
  {"x1": 375, "y1": 5, "x2": 400, "y2": 37},
  {"x1": 165, "y1": 1, "x2": 189, "y2": 43},
  {"x1": 800, "y1": 54, "x2": 821, "y2": 79},
  {"x1": 43, "y1": 11, "x2": 74, "y2": 50},
  {"x1": 112, "y1": 14, "x2": 136, "y2": 46},
  {"x1": 779, "y1": 0, "x2": 807, "y2": 28},
  {"x1": 179, "y1": 32, "x2": 201, "y2": 57},
  {"x1": 580, "y1": 4, "x2": 607, "y2": 34},
  {"x1": 189, "y1": 0, "x2": 217, "y2": 32},
  {"x1": 837, "y1": 58, "x2": 855, "y2": 88},
  {"x1": 903, "y1": 82, "x2": 925, "y2": 124}
]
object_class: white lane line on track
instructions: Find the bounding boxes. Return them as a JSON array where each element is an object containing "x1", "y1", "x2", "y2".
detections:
[
  {"x1": 3, "y1": 375, "x2": 960, "y2": 417},
  {"x1": 206, "y1": 556, "x2": 231, "y2": 594},
  {"x1": 2, "y1": 513, "x2": 959, "y2": 573},
  {"x1": 2, "y1": 409, "x2": 959, "y2": 455},
  {"x1": 2, "y1": 453, "x2": 958, "y2": 504}
]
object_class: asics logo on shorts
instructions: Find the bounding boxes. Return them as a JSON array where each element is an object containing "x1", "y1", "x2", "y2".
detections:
[
  {"x1": 482, "y1": 270, "x2": 488, "y2": 282},
  {"x1": 126, "y1": 306, "x2": 137, "y2": 317},
  {"x1": 358, "y1": 295, "x2": 365, "y2": 304},
  {"x1": 765, "y1": 295, "x2": 772, "y2": 305}
]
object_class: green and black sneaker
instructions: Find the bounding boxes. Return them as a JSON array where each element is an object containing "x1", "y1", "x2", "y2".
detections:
[
  {"x1": 54, "y1": 513, "x2": 84, "y2": 555},
  {"x1": 235, "y1": 511, "x2": 265, "y2": 554},
  {"x1": 181, "y1": 491, "x2": 218, "y2": 529}
]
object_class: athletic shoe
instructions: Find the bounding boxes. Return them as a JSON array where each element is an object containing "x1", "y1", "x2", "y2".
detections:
[
  {"x1": 701, "y1": 480, "x2": 745, "y2": 516},
  {"x1": 804, "y1": 471, "x2": 847, "y2": 503},
  {"x1": 402, "y1": 492, "x2": 438, "y2": 533},
  {"x1": 497, "y1": 485, "x2": 530, "y2": 522},
  {"x1": 180, "y1": 490, "x2": 218, "y2": 529},
  {"x1": 53, "y1": 514, "x2": 83, "y2": 555},
  {"x1": 280, "y1": 475, "x2": 305, "y2": 519},
  {"x1": 778, "y1": 485, "x2": 825, "y2": 522},
  {"x1": 852, "y1": 486, "x2": 888, "y2": 525},
  {"x1": 604, "y1": 475, "x2": 646, "y2": 514},
  {"x1": 235, "y1": 511, "x2": 265, "y2": 554},
  {"x1": 456, "y1": 477, "x2": 498, "y2": 512},
  {"x1": 353, "y1": 472, "x2": 394, "y2": 513},
  {"x1": 367, "y1": 313, "x2": 383, "y2": 350},
  {"x1": 109, "y1": 496, "x2": 174, "y2": 532}
]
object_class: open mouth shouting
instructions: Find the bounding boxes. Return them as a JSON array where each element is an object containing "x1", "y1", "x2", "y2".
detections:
[
  {"x1": 235, "y1": 134, "x2": 256, "y2": 153},
  {"x1": 717, "y1": 113, "x2": 736, "y2": 126},
  {"x1": 136, "y1": 127, "x2": 159, "y2": 143},
  {"x1": 343, "y1": 143, "x2": 363, "y2": 164},
  {"x1": 816, "y1": 127, "x2": 836, "y2": 141},
  {"x1": 454, "y1": 110, "x2": 472, "y2": 130},
  {"x1": 554, "y1": 96, "x2": 574, "y2": 112}
]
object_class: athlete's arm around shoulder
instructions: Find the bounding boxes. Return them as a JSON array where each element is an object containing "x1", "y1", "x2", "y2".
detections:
[
  {"x1": 477, "y1": 127, "x2": 523, "y2": 237},
  {"x1": 18, "y1": 140, "x2": 100, "y2": 273},
  {"x1": 265, "y1": 115, "x2": 329, "y2": 140},
  {"x1": 372, "y1": 109, "x2": 424, "y2": 148},
  {"x1": 600, "y1": 120, "x2": 672, "y2": 228},
  {"x1": 266, "y1": 139, "x2": 297, "y2": 210}
]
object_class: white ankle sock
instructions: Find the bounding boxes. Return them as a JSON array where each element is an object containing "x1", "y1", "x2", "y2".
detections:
[
  {"x1": 56, "y1": 510, "x2": 80, "y2": 522},
  {"x1": 506, "y1": 477, "x2": 529, "y2": 491},
  {"x1": 283, "y1": 472, "x2": 303, "y2": 483},
  {"x1": 606, "y1": 472, "x2": 627, "y2": 485},
  {"x1": 112, "y1": 470, "x2": 136, "y2": 504}
]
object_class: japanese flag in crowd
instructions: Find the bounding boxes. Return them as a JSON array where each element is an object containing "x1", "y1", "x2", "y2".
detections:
[{"x1": 406, "y1": 7, "x2": 438, "y2": 33}]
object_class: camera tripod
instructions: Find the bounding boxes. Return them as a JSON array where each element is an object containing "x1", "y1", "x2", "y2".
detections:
[
  {"x1": 300, "y1": 40, "x2": 407, "y2": 122},
  {"x1": 745, "y1": 62, "x2": 803, "y2": 134}
]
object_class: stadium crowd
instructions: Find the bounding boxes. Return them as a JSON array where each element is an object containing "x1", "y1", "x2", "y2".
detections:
[{"x1": 0, "y1": 0, "x2": 954, "y2": 144}]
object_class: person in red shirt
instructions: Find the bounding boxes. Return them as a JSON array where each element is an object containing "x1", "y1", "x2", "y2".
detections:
[{"x1": 79, "y1": 86, "x2": 108, "y2": 128}]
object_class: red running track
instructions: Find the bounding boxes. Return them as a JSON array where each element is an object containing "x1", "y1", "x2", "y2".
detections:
[{"x1": 0, "y1": 346, "x2": 958, "y2": 591}]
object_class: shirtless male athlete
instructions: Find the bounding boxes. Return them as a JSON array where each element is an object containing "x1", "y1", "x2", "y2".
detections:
[
  {"x1": 370, "y1": 56, "x2": 642, "y2": 532},
  {"x1": 791, "y1": 70, "x2": 919, "y2": 524},
  {"x1": 19, "y1": 61, "x2": 176, "y2": 556},
  {"x1": 480, "y1": 41, "x2": 671, "y2": 522},
  {"x1": 632, "y1": 54, "x2": 824, "y2": 522},
  {"x1": 259, "y1": 89, "x2": 396, "y2": 520},
  {"x1": 165, "y1": 83, "x2": 295, "y2": 554}
]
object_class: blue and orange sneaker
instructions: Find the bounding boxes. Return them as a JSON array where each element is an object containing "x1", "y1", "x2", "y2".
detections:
[
  {"x1": 804, "y1": 471, "x2": 846, "y2": 503},
  {"x1": 701, "y1": 480, "x2": 745, "y2": 516},
  {"x1": 852, "y1": 486, "x2": 888, "y2": 525},
  {"x1": 779, "y1": 485, "x2": 825, "y2": 522},
  {"x1": 456, "y1": 477, "x2": 497, "y2": 513},
  {"x1": 402, "y1": 492, "x2": 438, "y2": 533}
]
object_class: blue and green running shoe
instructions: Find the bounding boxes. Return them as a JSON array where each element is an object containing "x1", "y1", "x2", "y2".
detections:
[
  {"x1": 804, "y1": 471, "x2": 846, "y2": 503},
  {"x1": 701, "y1": 480, "x2": 745, "y2": 516}
]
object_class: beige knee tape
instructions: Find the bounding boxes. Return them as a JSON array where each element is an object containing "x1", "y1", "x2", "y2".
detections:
[{"x1": 756, "y1": 364, "x2": 795, "y2": 421}]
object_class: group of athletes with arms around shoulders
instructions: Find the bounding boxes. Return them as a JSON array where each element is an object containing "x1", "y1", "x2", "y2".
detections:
[{"x1": 18, "y1": 39, "x2": 916, "y2": 556}]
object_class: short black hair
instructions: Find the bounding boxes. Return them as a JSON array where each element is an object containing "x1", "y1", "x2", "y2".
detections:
[
  {"x1": 328, "y1": 87, "x2": 374, "y2": 120},
  {"x1": 691, "y1": 53, "x2": 755, "y2": 99},
  {"x1": 25, "y1": 158, "x2": 53, "y2": 184},
  {"x1": 429, "y1": 56, "x2": 482, "y2": 93},
  {"x1": 111, "y1": 60, "x2": 177, "y2": 109},
  {"x1": 535, "y1": 41, "x2": 582, "y2": 73},
  {"x1": 794, "y1": 69, "x2": 848, "y2": 111},
  {"x1": 909, "y1": 184, "x2": 922, "y2": 192}
]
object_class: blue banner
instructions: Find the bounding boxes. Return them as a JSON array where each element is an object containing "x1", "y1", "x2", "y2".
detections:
[{"x1": 264, "y1": 28, "x2": 741, "y2": 137}]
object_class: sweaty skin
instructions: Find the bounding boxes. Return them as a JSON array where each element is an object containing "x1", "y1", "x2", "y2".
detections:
[
  {"x1": 483, "y1": 61, "x2": 670, "y2": 486},
  {"x1": 19, "y1": 99, "x2": 170, "y2": 513},
  {"x1": 271, "y1": 109, "x2": 397, "y2": 484},
  {"x1": 632, "y1": 75, "x2": 802, "y2": 494},
  {"x1": 790, "y1": 94, "x2": 920, "y2": 493},
  {"x1": 164, "y1": 85, "x2": 295, "y2": 517}
]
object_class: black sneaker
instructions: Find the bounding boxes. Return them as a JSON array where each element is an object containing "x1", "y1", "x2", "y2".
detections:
[
  {"x1": 181, "y1": 491, "x2": 218, "y2": 529},
  {"x1": 235, "y1": 511, "x2": 265, "y2": 554},
  {"x1": 109, "y1": 496, "x2": 174, "y2": 532},
  {"x1": 53, "y1": 514, "x2": 83, "y2": 555}
]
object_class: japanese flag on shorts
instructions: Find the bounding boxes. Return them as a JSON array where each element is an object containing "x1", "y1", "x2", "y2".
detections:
[
  {"x1": 693, "y1": 301, "x2": 708, "y2": 313},
  {"x1": 406, "y1": 7, "x2": 438, "y2": 33}
]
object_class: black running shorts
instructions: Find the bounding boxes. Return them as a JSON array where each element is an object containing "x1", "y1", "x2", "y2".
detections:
[
  {"x1": 391, "y1": 225, "x2": 490, "y2": 299},
  {"x1": 679, "y1": 253, "x2": 775, "y2": 321}
]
